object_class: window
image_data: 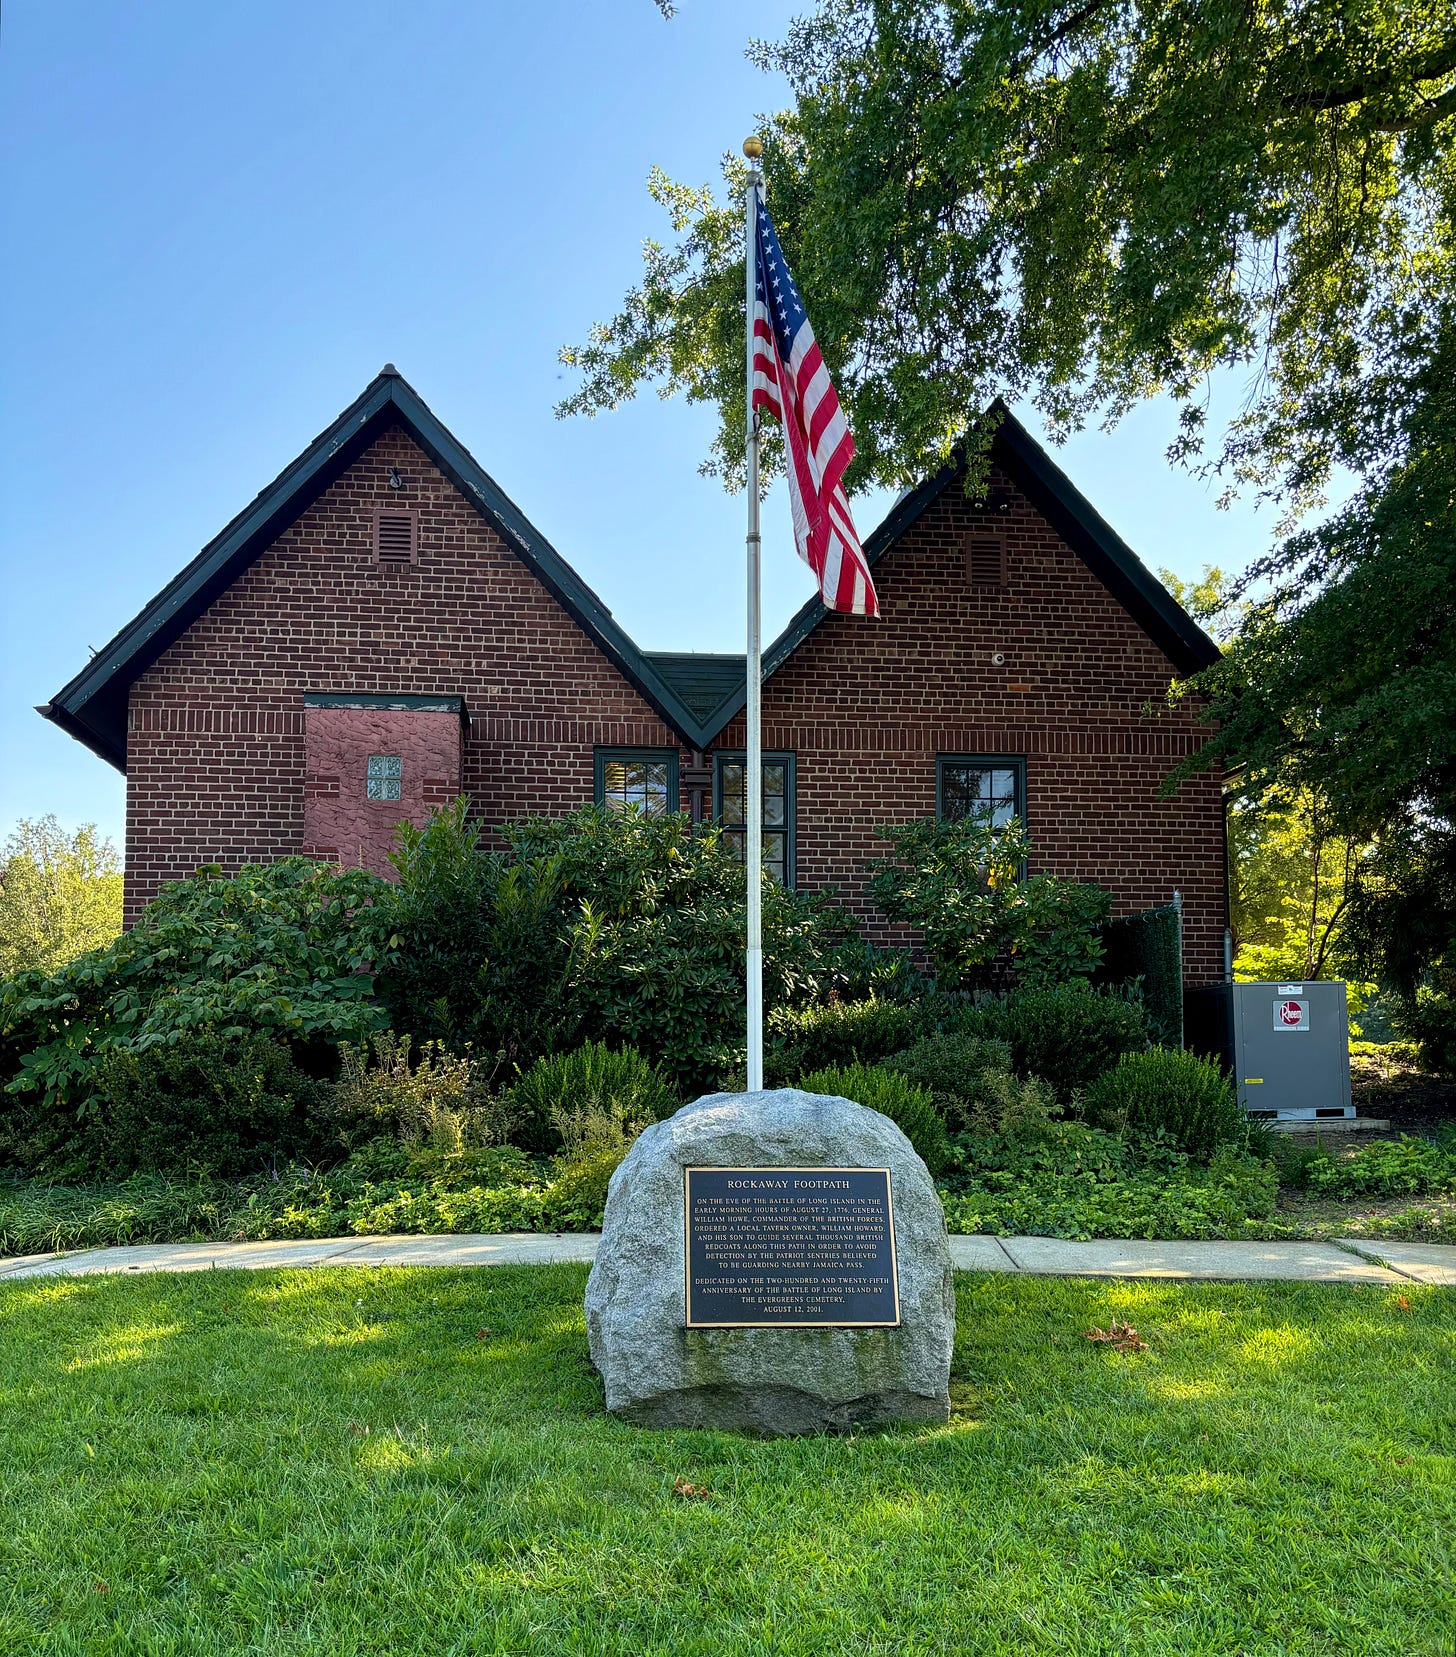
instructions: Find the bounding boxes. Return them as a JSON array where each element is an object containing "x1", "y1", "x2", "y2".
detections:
[
  {"x1": 715, "y1": 752, "x2": 795, "y2": 885},
  {"x1": 937, "y1": 755, "x2": 1025, "y2": 827},
  {"x1": 366, "y1": 753, "x2": 402, "y2": 801},
  {"x1": 965, "y1": 535, "x2": 1006, "y2": 588},
  {"x1": 595, "y1": 748, "x2": 679, "y2": 817},
  {"x1": 374, "y1": 508, "x2": 416, "y2": 565}
]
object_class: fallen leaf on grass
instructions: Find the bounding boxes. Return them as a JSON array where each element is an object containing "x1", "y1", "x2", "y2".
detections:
[
  {"x1": 476, "y1": 1328, "x2": 491, "y2": 1340},
  {"x1": 672, "y1": 1477, "x2": 710, "y2": 1500},
  {"x1": 348, "y1": 1422, "x2": 370, "y2": 1436},
  {"x1": 1394, "y1": 1296, "x2": 1411, "y2": 1312},
  {"x1": 1085, "y1": 1320, "x2": 1149, "y2": 1353},
  {"x1": 91, "y1": 1583, "x2": 108, "y2": 1595}
]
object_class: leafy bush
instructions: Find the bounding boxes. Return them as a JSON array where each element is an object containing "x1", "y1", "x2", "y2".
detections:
[
  {"x1": 866, "y1": 816, "x2": 1110, "y2": 989},
  {"x1": 0, "y1": 858, "x2": 392, "y2": 1146},
  {"x1": 1083, "y1": 1049, "x2": 1245, "y2": 1158},
  {"x1": 508, "y1": 1041, "x2": 678, "y2": 1154},
  {"x1": 1304, "y1": 1132, "x2": 1456, "y2": 1198},
  {"x1": 940, "y1": 1141, "x2": 1280, "y2": 1240},
  {"x1": 765, "y1": 997, "x2": 927, "y2": 1084},
  {"x1": 1398, "y1": 988, "x2": 1456, "y2": 1077},
  {"x1": 953, "y1": 982, "x2": 1151, "y2": 1099},
  {"x1": 331, "y1": 1032, "x2": 499, "y2": 1153},
  {"x1": 84, "y1": 1031, "x2": 330, "y2": 1179},
  {"x1": 796, "y1": 1062, "x2": 950, "y2": 1172},
  {"x1": 380, "y1": 801, "x2": 864, "y2": 1091},
  {"x1": 880, "y1": 1032, "x2": 1015, "y2": 1131}
]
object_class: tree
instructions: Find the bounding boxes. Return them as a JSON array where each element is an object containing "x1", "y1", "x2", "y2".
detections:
[
  {"x1": 1171, "y1": 314, "x2": 1456, "y2": 841},
  {"x1": 0, "y1": 818, "x2": 124, "y2": 978},
  {"x1": 1228, "y1": 796, "x2": 1371, "y2": 987},
  {"x1": 564, "y1": 0, "x2": 1454, "y2": 513}
]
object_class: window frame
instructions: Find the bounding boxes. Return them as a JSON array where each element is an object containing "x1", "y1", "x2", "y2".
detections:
[
  {"x1": 593, "y1": 747, "x2": 681, "y2": 817},
  {"x1": 935, "y1": 753, "x2": 1027, "y2": 832},
  {"x1": 712, "y1": 750, "x2": 797, "y2": 888},
  {"x1": 366, "y1": 753, "x2": 403, "y2": 802}
]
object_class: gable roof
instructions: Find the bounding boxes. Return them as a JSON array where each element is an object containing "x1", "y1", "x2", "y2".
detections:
[
  {"x1": 40, "y1": 379, "x2": 1220, "y2": 770},
  {"x1": 690, "y1": 403, "x2": 1223, "y2": 745},
  {"x1": 38, "y1": 367, "x2": 718, "y2": 768}
]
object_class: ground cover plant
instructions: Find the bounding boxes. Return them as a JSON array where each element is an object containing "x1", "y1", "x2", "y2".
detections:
[{"x1": 1, "y1": 1265, "x2": 1452, "y2": 1656}]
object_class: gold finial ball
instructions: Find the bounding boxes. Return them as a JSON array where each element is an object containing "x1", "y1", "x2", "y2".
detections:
[{"x1": 742, "y1": 136, "x2": 764, "y2": 160}]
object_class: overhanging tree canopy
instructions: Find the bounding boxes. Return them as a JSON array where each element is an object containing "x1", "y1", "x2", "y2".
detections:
[{"x1": 564, "y1": 0, "x2": 1455, "y2": 513}]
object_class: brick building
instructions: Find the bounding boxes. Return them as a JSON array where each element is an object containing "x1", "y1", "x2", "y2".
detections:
[{"x1": 41, "y1": 367, "x2": 1229, "y2": 981}]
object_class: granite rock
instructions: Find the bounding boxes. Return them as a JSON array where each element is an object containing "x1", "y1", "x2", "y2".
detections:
[{"x1": 584, "y1": 1088, "x2": 955, "y2": 1434}]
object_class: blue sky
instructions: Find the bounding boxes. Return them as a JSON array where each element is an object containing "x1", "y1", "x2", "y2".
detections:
[{"x1": 0, "y1": 0, "x2": 1286, "y2": 850}]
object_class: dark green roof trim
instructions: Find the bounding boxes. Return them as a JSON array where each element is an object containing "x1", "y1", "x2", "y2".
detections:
[
  {"x1": 303, "y1": 692, "x2": 468, "y2": 720},
  {"x1": 642, "y1": 652, "x2": 748, "y2": 729},
  {"x1": 42, "y1": 369, "x2": 714, "y2": 770},
  {"x1": 692, "y1": 405, "x2": 1219, "y2": 746}
]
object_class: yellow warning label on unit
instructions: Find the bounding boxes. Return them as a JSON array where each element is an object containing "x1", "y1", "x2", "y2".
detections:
[{"x1": 1243, "y1": 1078, "x2": 1264, "y2": 1085}]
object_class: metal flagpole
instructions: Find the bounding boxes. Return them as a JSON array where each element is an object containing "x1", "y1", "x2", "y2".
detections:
[{"x1": 743, "y1": 135, "x2": 764, "y2": 1092}]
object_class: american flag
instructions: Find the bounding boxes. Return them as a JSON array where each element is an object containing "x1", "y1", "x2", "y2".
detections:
[{"x1": 751, "y1": 195, "x2": 879, "y2": 617}]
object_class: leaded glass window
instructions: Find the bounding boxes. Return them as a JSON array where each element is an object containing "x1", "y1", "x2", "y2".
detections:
[
  {"x1": 366, "y1": 754, "x2": 402, "y2": 801},
  {"x1": 716, "y1": 753, "x2": 794, "y2": 885},
  {"x1": 595, "y1": 750, "x2": 677, "y2": 817},
  {"x1": 937, "y1": 757, "x2": 1024, "y2": 827}
]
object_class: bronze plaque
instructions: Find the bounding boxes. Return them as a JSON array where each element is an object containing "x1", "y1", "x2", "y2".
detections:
[{"x1": 683, "y1": 1166, "x2": 900, "y2": 1328}]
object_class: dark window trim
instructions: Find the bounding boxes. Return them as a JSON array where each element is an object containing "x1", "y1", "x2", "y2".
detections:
[
  {"x1": 936, "y1": 753, "x2": 1027, "y2": 832},
  {"x1": 712, "y1": 750, "x2": 797, "y2": 888},
  {"x1": 593, "y1": 746, "x2": 681, "y2": 815}
]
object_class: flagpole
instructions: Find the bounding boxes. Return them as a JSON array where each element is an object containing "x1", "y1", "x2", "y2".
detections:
[{"x1": 743, "y1": 136, "x2": 764, "y2": 1092}]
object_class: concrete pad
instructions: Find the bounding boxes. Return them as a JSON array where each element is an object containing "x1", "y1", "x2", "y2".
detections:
[
  {"x1": 4, "y1": 1239, "x2": 374, "y2": 1278},
  {"x1": 344, "y1": 1232, "x2": 600, "y2": 1267},
  {"x1": 0, "y1": 1252, "x2": 58, "y2": 1278},
  {"x1": 1268, "y1": 1117, "x2": 1392, "y2": 1136},
  {"x1": 994, "y1": 1236, "x2": 1404, "y2": 1282},
  {"x1": 1343, "y1": 1240, "x2": 1456, "y2": 1286},
  {"x1": 948, "y1": 1235, "x2": 1017, "y2": 1273}
]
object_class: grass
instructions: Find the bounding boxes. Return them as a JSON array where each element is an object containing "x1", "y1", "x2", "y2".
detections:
[{"x1": 0, "y1": 1268, "x2": 1453, "y2": 1655}]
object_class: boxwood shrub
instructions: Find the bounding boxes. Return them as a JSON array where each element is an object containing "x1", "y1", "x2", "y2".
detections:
[
  {"x1": 796, "y1": 1062, "x2": 950, "y2": 1173},
  {"x1": 1082, "y1": 1048, "x2": 1244, "y2": 1158}
]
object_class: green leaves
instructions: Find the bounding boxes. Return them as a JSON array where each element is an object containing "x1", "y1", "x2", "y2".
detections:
[
  {"x1": 866, "y1": 815, "x2": 1110, "y2": 988},
  {"x1": 0, "y1": 858, "x2": 393, "y2": 1152},
  {"x1": 562, "y1": 0, "x2": 1456, "y2": 511}
]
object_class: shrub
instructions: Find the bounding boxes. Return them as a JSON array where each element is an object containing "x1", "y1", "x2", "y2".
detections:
[
  {"x1": 865, "y1": 816, "x2": 1110, "y2": 989},
  {"x1": 1304, "y1": 1132, "x2": 1456, "y2": 1198},
  {"x1": 508, "y1": 1041, "x2": 678, "y2": 1154},
  {"x1": 1094, "y1": 903, "x2": 1184, "y2": 1046},
  {"x1": 543, "y1": 1102, "x2": 646, "y2": 1228},
  {"x1": 880, "y1": 1032, "x2": 1016, "y2": 1131},
  {"x1": 0, "y1": 857, "x2": 392, "y2": 1147},
  {"x1": 953, "y1": 982, "x2": 1151, "y2": 1098},
  {"x1": 91, "y1": 1030, "x2": 330, "y2": 1179},
  {"x1": 1398, "y1": 988, "x2": 1456, "y2": 1077},
  {"x1": 796, "y1": 1062, "x2": 950, "y2": 1173},
  {"x1": 381, "y1": 801, "x2": 864, "y2": 1091},
  {"x1": 765, "y1": 997, "x2": 927, "y2": 1084},
  {"x1": 1083, "y1": 1048, "x2": 1245, "y2": 1158},
  {"x1": 331, "y1": 1032, "x2": 497, "y2": 1153}
]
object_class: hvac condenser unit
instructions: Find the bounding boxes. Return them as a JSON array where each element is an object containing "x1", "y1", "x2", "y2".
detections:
[{"x1": 1185, "y1": 981, "x2": 1353, "y2": 1121}]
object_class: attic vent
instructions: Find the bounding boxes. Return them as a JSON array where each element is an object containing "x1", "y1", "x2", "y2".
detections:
[
  {"x1": 965, "y1": 536, "x2": 1006, "y2": 588},
  {"x1": 374, "y1": 509, "x2": 416, "y2": 565}
]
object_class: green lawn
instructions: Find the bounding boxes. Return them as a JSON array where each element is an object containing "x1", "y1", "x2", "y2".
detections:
[{"x1": 1, "y1": 1268, "x2": 1452, "y2": 1656}]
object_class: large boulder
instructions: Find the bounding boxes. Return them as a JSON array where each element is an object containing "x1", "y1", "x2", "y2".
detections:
[{"x1": 585, "y1": 1088, "x2": 955, "y2": 1434}]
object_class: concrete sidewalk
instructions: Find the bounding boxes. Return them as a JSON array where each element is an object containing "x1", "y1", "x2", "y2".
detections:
[{"x1": 1, "y1": 1233, "x2": 1452, "y2": 1285}]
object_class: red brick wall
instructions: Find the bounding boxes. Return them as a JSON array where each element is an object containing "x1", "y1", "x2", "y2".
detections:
[
  {"x1": 124, "y1": 425, "x2": 684, "y2": 923},
  {"x1": 708, "y1": 464, "x2": 1228, "y2": 983},
  {"x1": 124, "y1": 430, "x2": 1226, "y2": 982}
]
